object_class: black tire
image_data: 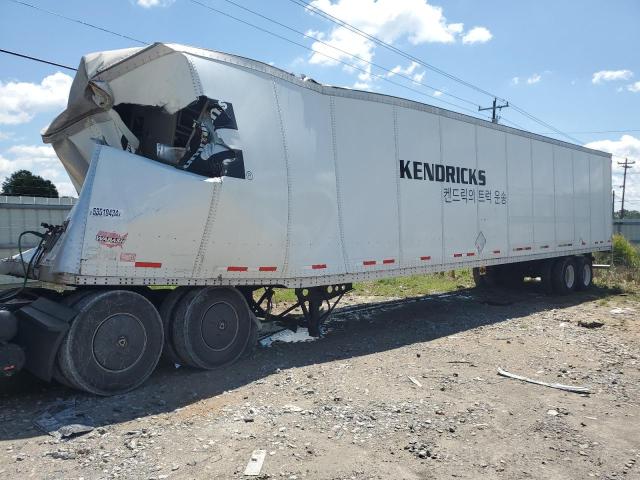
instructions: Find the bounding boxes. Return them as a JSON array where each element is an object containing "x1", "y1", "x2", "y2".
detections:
[
  {"x1": 551, "y1": 257, "x2": 578, "y2": 295},
  {"x1": 575, "y1": 257, "x2": 593, "y2": 291},
  {"x1": 241, "y1": 313, "x2": 259, "y2": 359},
  {"x1": 53, "y1": 290, "x2": 103, "y2": 389},
  {"x1": 158, "y1": 287, "x2": 192, "y2": 365},
  {"x1": 57, "y1": 290, "x2": 163, "y2": 396},
  {"x1": 172, "y1": 287, "x2": 252, "y2": 370}
]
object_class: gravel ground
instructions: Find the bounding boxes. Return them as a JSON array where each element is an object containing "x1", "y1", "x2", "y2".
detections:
[{"x1": 1, "y1": 284, "x2": 639, "y2": 480}]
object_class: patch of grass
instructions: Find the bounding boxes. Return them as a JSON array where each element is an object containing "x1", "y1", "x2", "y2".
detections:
[
  {"x1": 611, "y1": 234, "x2": 640, "y2": 268},
  {"x1": 268, "y1": 269, "x2": 474, "y2": 303},
  {"x1": 593, "y1": 265, "x2": 640, "y2": 300}
]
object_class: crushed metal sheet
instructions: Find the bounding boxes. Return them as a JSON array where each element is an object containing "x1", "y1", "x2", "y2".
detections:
[
  {"x1": 244, "y1": 449, "x2": 266, "y2": 476},
  {"x1": 34, "y1": 402, "x2": 95, "y2": 440},
  {"x1": 259, "y1": 327, "x2": 316, "y2": 347}
]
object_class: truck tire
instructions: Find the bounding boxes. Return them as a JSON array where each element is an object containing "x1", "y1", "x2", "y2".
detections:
[
  {"x1": 551, "y1": 257, "x2": 577, "y2": 295},
  {"x1": 172, "y1": 287, "x2": 252, "y2": 370},
  {"x1": 575, "y1": 256, "x2": 593, "y2": 291},
  {"x1": 158, "y1": 287, "x2": 191, "y2": 365},
  {"x1": 54, "y1": 289, "x2": 104, "y2": 389},
  {"x1": 241, "y1": 313, "x2": 259, "y2": 359},
  {"x1": 57, "y1": 290, "x2": 163, "y2": 395}
]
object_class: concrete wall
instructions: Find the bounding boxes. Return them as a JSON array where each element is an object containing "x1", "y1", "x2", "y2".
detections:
[
  {"x1": 613, "y1": 219, "x2": 640, "y2": 244},
  {"x1": 0, "y1": 195, "x2": 76, "y2": 259}
]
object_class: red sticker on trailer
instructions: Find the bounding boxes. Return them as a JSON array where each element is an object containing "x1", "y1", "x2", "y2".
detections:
[{"x1": 120, "y1": 252, "x2": 136, "y2": 262}]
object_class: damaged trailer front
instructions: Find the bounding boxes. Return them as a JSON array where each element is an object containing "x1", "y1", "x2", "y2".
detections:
[{"x1": 0, "y1": 43, "x2": 612, "y2": 394}]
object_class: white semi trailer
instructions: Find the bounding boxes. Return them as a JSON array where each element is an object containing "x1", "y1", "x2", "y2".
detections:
[{"x1": 0, "y1": 43, "x2": 612, "y2": 395}]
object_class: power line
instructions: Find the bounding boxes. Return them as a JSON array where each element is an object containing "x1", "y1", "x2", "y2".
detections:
[
  {"x1": 6, "y1": 0, "x2": 147, "y2": 45},
  {"x1": 0, "y1": 48, "x2": 76, "y2": 71},
  {"x1": 286, "y1": 0, "x2": 582, "y2": 144},
  {"x1": 189, "y1": 0, "x2": 492, "y2": 120},
  {"x1": 219, "y1": 0, "x2": 480, "y2": 108},
  {"x1": 286, "y1": 0, "x2": 499, "y2": 100}
]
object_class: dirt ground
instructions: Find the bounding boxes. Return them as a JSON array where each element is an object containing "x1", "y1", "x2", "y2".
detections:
[{"x1": 1, "y1": 282, "x2": 639, "y2": 480}]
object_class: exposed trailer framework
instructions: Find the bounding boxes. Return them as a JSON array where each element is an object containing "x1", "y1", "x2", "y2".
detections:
[{"x1": 0, "y1": 43, "x2": 612, "y2": 395}]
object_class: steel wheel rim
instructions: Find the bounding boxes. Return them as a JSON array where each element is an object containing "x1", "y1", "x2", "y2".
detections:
[
  {"x1": 564, "y1": 264, "x2": 575, "y2": 288},
  {"x1": 583, "y1": 264, "x2": 591, "y2": 286},
  {"x1": 92, "y1": 313, "x2": 147, "y2": 373}
]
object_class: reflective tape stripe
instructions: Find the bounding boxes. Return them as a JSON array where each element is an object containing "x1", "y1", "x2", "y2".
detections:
[
  {"x1": 453, "y1": 253, "x2": 462, "y2": 258},
  {"x1": 311, "y1": 264, "x2": 327, "y2": 270},
  {"x1": 492, "y1": 250, "x2": 501, "y2": 254},
  {"x1": 135, "y1": 262, "x2": 162, "y2": 268},
  {"x1": 227, "y1": 266, "x2": 248, "y2": 272},
  {"x1": 382, "y1": 259, "x2": 395, "y2": 264},
  {"x1": 420, "y1": 256, "x2": 431, "y2": 261},
  {"x1": 466, "y1": 252, "x2": 475, "y2": 257},
  {"x1": 259, "y1": 266, "x2": 277, "y2": 272},
  {"x1": 363, "y1": 260, "x2": 376, "y2": 266}
]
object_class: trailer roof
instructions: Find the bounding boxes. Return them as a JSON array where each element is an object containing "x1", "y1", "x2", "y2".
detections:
[{"x1": 78, "y1": 43, "x2": 615, "y2": 160}]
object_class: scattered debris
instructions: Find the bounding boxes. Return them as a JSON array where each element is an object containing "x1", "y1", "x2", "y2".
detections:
[
  {"x1": 244, "y1": 449, "x2": 266, "y2": 476},
  {"x1": 610, "y1": 307, "x2": 635, "y2": 315},
  {"x1": 408, "y1": 376, "x2": 422, "y2": 387},
  {"x1": 34, "y1": 402, "x2": 95, "y2": 440},
  {"x1": 259, "y1": 327, "x2": 316, "y2": 347},
  {"x1": 547, "y1": 409, "x2": 559, "y2": 416},
  {"x1": 578, "y1": 320, "x2": 605, "y2": 329},
  {"x1": 497, "y1": 368, "x2": 591, "y2": 394}
]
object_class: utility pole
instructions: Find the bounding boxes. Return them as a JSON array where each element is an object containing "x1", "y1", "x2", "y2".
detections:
[
  {"x1": 618, "y1": 157, "x2": 635, "y2": 218},
  {"x1": 479, "y1": 97, "x2": 509, "y2": 123}
]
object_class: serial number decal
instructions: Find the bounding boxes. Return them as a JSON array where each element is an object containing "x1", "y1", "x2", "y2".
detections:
[
  {"x1": 96, "y1": 231, "x2": 128, "y2": 248},
  {"x1": 90, "y1": 207, "x2": 121, "y2": 217}
]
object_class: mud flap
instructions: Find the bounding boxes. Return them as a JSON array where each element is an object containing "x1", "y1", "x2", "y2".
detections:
[{"x1": 15, "y1": 297, "x2": 77, "y2": 382}]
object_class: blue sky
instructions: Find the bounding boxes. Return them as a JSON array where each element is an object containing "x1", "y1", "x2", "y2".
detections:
[{"x1": 0, "y1": 0, "x2": 639, "y2": 207}]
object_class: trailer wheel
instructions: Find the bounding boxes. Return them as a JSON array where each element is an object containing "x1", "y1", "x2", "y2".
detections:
[
  {"x1": 172, "y1": 287, "x2": 252, "y2": 370},
  {"x1": 57, "y1": 290, "x2": 163, "y2": 395},
  {"x1": 53, "y1": 289, "x2": 104, "y2": 389},
  {"x1": 575, "y1": 257, "x2": 593, "y2": 291},
  {"x1": 158, "y1": 287, "x2": 192, "y2": 365},
  {"x1": 551, "y1": 257, "x2": 577, "y2": 295}
]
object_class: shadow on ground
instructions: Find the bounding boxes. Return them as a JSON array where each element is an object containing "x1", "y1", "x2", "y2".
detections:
[{"x1": 0, "y1": 282, "x2": 620, "y2": 441}]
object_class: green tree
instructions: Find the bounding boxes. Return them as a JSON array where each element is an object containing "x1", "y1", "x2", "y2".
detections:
[{"x1": 1, "y1": 170, "x2": 59, "y2": 198}]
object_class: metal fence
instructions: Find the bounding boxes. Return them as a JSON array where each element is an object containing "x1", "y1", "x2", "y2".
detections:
[
  {"x1": 613, "y1": 219, "x2": 640, "y2": 245},
  {"x1": 0, "y1": 195, "x2": 77, "y2": 259}
]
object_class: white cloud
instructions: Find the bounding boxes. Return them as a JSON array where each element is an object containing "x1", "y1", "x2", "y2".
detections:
[
  {"x1": 527, "y1": 73, "x2": 541, "y2": 85},
  {"x1": 591, "y1": 69, "x2": 633, "y2": 84},
  {"x1": 511, "y1": 76, "x2": 519, "y2": 85},
  {"x1": 387, "y1": 61, "x2": 419, "y2": 77},
  {"x1": 412, "y1": 71, "x2": 425, "y2": 83},
  {"x1": 136, "y1": 0, "x2": 174, "y2": 7},
  {"x1": 306, "y1": 0, "x2": 490, "y2": 83},
  {"x1": 0, "y1": 72, "x2": 72, "y2": 125},
  {"x1": 433, "y1": 90, "x2": 443, "y2": 97},
  {"x1": 0, "y1": 144, "x2": 75, "y2": 197},
  {"x1": 585, "y1": 135, "x2": 640, "y2": 209},
  {"x1": 0, "y1": 131, "x2": 14, "y2": 141},
  {"x1": 627, "y1": 81, "x2": 640, "y2": 93},
  {"x1": 462, "y1": 26, "x2": 492, "y2": 44}
]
